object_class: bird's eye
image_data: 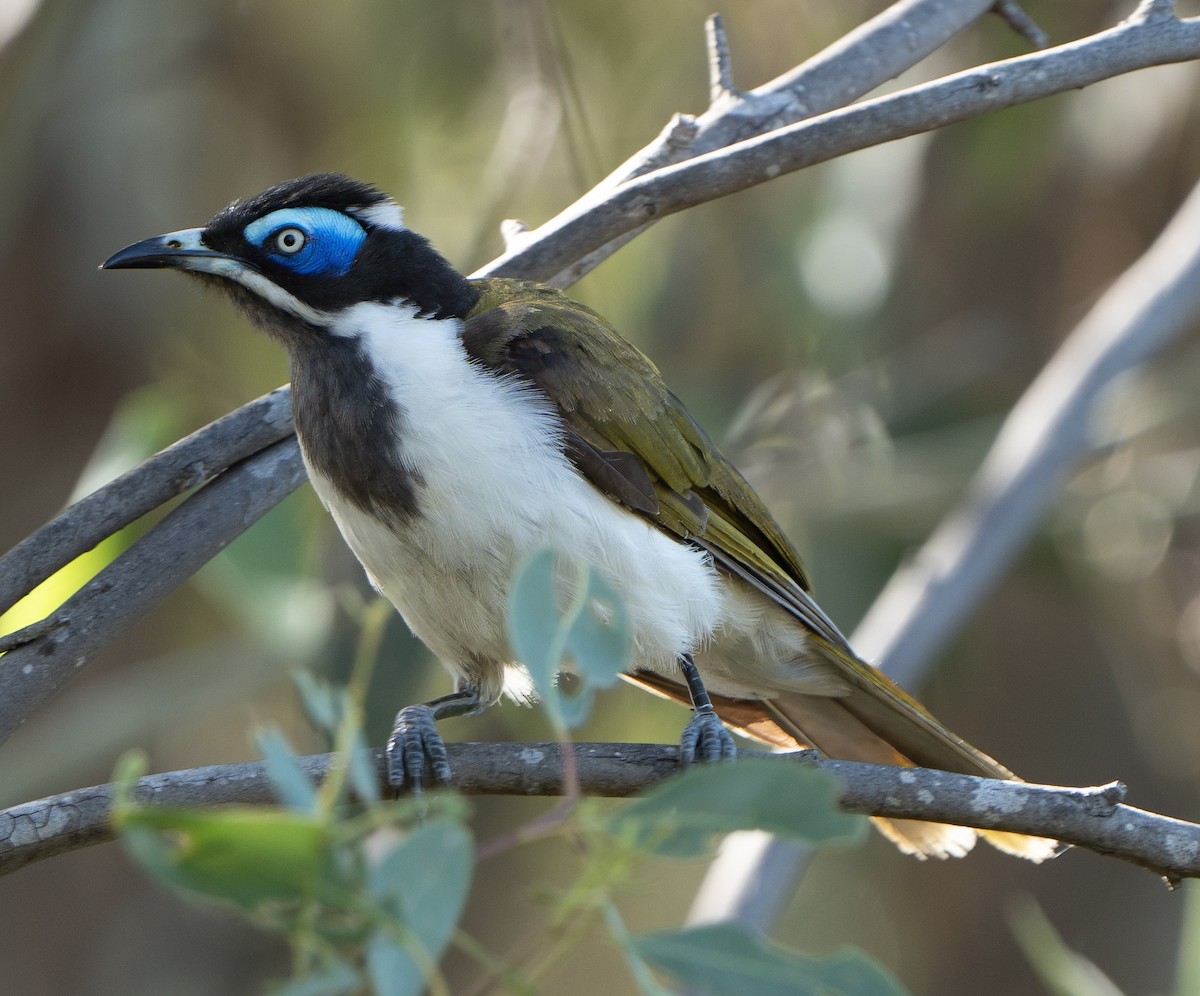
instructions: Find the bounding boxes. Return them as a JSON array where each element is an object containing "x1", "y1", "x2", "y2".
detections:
[{"x1": 273, "y1": 227, "x2": 306, "y2": 255}]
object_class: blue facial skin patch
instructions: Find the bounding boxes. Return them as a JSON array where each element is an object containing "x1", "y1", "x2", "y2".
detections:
[{"x1": 243, "y1": 207, "x2": 367, "y2": 277}]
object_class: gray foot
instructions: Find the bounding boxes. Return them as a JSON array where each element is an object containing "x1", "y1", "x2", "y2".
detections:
[
  {"x1": 386, "y1": 704, "x2": 452, "y2": 792},
  {"x1": 679, "y1": 710, "x2": 737, "y2": 764}
]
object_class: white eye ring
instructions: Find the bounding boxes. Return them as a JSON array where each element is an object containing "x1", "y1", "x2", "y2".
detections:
[{"x1": 273, "y1": 227, "x2": 306, "y2": 255}]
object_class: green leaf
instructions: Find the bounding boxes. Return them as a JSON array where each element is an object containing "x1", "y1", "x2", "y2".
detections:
[
  {"x1": 506, "y1": 548, "x2": 630, "y2": 729},
  {"x1": 565, "y1": 567, "x2": 630, "y2": 689},
  {"x1": 116, "y1": 804, "x2": 329, "y2": 912},
  {"x1": 271, "y1": 959, "x2": 360, "y2": 996},
  {"x1": 608, "y1": 758, "x2": 864, "y2": 856},
  {"x1": 346, "y1": 731, "x2": 382, "y2": 805},
  {"x1": 292, "y1": 668, "x2": 343, "y2": 735},
  {"x1": 507, "y1": 548, "x2": 562, "y2": 705},
  {"x1": 366, "y1": 819, "x2": 473, "y2": 995},
  {"x1": 632, "y1": 924, "x2": 907, "y2": 996},
  {"x1": 255, "y1": 726, "x2": 319, "y2": 814}
]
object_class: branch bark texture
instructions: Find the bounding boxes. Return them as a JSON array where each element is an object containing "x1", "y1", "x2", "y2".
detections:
[{"x1": 1, "y1": 745, "x2": 1195, "y2": 885}]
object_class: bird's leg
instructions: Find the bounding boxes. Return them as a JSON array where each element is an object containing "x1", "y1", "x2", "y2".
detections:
[
  {"x1": 677, "y1": 653, "x2": 737, "y2": 764},
  {"x1": 386, "y1": 681, "x2": 481, "y2": 792}
]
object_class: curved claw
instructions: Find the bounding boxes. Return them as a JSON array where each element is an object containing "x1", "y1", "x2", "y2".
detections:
[
  {"x1": 679, "y1": 710, "x2": 737, "y2": 765},
  {"x1": 386, "y1": 704, "x2": 453, "y2": 792}
]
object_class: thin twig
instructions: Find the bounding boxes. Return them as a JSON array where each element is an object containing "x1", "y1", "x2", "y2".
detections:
[
  {"x1": 993, "y1": 1, "x2": 1050, "y2": 49},
  {"x1": 1, "y1": 744, "x2": 1195, "y2": 884},
  {"x1": 706, "y1": 14, "x2": 736, "y2": 104}
]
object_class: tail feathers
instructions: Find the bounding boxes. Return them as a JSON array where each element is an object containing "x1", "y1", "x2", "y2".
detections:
[
  {"x1": 621, "y1": 670, "x2": 1058, "y2": 861},
  {"x1": 976, "y1": 829, "x2": 1060, "y2": 862},
  {"x1": 763, "y1": 693, "x2": 1058, "y2": 862},
  {"x1": 872, "y1": 818, "x2": 1058, "y2": 862},
  {"x1": 873, "y1": 818, "x2": 977, "y2": 860}
]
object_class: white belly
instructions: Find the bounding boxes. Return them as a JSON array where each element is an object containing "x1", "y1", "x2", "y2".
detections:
[{"x1": 301, "y1": 302, "x2": 729, "y2": 705}]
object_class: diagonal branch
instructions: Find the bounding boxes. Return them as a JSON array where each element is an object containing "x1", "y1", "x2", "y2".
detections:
[
  {"x1": 688, "y1": 4, "x2": 1200, "y2": 933},
  {"x1": 0, "y1": 439, "x2": 307, "y2": 743},
  {"x1": 478, "y1": 9, "x2": 1200, "y2": 284},
  {"x1": 0, "y1": 387, "x2": 293, "y2": 619},
  {"x1": 1, "y1": 744, "x2": 1195, "y2": 884},
  {"x1": 856, "y1": 153, "x2": 1200, "y2": 685}
]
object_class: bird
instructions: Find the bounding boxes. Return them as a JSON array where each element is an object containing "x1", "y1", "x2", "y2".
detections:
[{"x1": 103, "y1": 173, "x2": 1056, "y2": 860}]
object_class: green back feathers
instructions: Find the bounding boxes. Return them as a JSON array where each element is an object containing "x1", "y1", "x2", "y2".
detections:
[{"x1": 462, "y1": 278, "x2": 811, "y2": 594}]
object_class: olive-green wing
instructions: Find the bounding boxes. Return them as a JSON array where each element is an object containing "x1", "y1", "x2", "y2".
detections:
[
  {"x1": 461, "y1": 278, "x2": 811, "y2": 587},
  {"x1": 460, "y1": 278, "x2": 1025, "y2": 781}
]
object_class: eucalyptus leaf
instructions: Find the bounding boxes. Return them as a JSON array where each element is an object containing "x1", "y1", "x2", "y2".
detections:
[
  {"x1": 506, "y1": 548, "x2": 631, "y2": 729},
  {"x1": 116, "y1": 804, "x2": 329, "y2": 912},
  {"x1": 632, "y1": 924, "x2": 907, "y2": 996},
  {"x1": 506, "y1": 548, "x2": 562, "y2": 704},
  {"x1": 564, "y1": 566, "x2": 630, "y2": 688},
  {"x1": 255, "y1": 726, "x2": 319, "y2": 814},
  {"x1": 367, "y1": 819, "x2": 473, "y2": 993},
  {"x1": 365, "y1": 933, "x2": 427, "y2": 996},
  {"x1": 608, "y1": 758, "x2": 864, "y2": 856},
  {"x1": 292, "y1": 668, "x2": 342, "y2": 735}
]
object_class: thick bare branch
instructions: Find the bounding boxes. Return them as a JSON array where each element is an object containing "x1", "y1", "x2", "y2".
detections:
[
  {"x1": 479, "y1": 11, "x2": 1200, "y2": 284},
  {"x1": 0, "y1": 386, "x2": 294, "y2": 618},
  {"x1": 0, "y1": 438, "x2": 307, "y2": 744},
  {"x1": 856, "y1": 160, "x2": 1200, "y2": 685},
  {"x1": 1, "y1": 744, "x2": 1195, "y2": 884}
]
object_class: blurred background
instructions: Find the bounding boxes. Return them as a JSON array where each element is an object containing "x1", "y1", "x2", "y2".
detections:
[{"x1": 2, "y1": 0, "x2": 1200, "y2": 992}]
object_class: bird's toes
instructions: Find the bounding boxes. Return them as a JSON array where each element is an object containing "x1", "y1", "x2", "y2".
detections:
[
  {"x1": 387, "y1": 704, "x2": 453, "y2": 792},
  {"x1": 679, "y1": 710, "x2": 737, "y2": 765}
]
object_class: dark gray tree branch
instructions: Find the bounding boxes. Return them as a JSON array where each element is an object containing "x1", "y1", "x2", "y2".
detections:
[
  {"x1": 478, "y1": 8, "x2": 1200, "y2": 284},
  {"x1": 0, "y1": 386, "x2": 293, "y2": 619},
  {"x1": 1, "y1": 744, "x2": 1195, "y2": 885},
  {"x1": 0, "y1": 438, "x2": 306, "y2": 742}
]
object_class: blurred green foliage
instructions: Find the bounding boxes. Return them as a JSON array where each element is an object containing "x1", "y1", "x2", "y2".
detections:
[
  {"x1": 112, "y1": 611, "x2": 886, "y2": 995},
  {"x1": 3, "y1": 0, "x2": 1200, "y2": 993}
]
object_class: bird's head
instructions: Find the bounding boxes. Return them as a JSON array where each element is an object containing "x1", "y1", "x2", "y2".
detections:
[{"x1": 102, "y1": 173, "x2": 479, "y2": 344}]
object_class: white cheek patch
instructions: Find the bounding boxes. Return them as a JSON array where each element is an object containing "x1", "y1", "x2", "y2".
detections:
[
  {"x1": 351, "y1": 199, "x2": 406, "y2": 231},
  {"x1": 184, "y1": 255, "x2": 333, "y2": 326}
]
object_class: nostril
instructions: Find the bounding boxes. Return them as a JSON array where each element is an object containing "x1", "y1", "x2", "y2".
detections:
[{"x1": 166, "y1": 239, "x2": 183, "y2": 249}]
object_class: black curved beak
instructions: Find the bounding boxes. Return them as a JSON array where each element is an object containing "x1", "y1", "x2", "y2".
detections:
[{"x1": 101, "y1": 228, "x2": 231, "y2": 271}]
